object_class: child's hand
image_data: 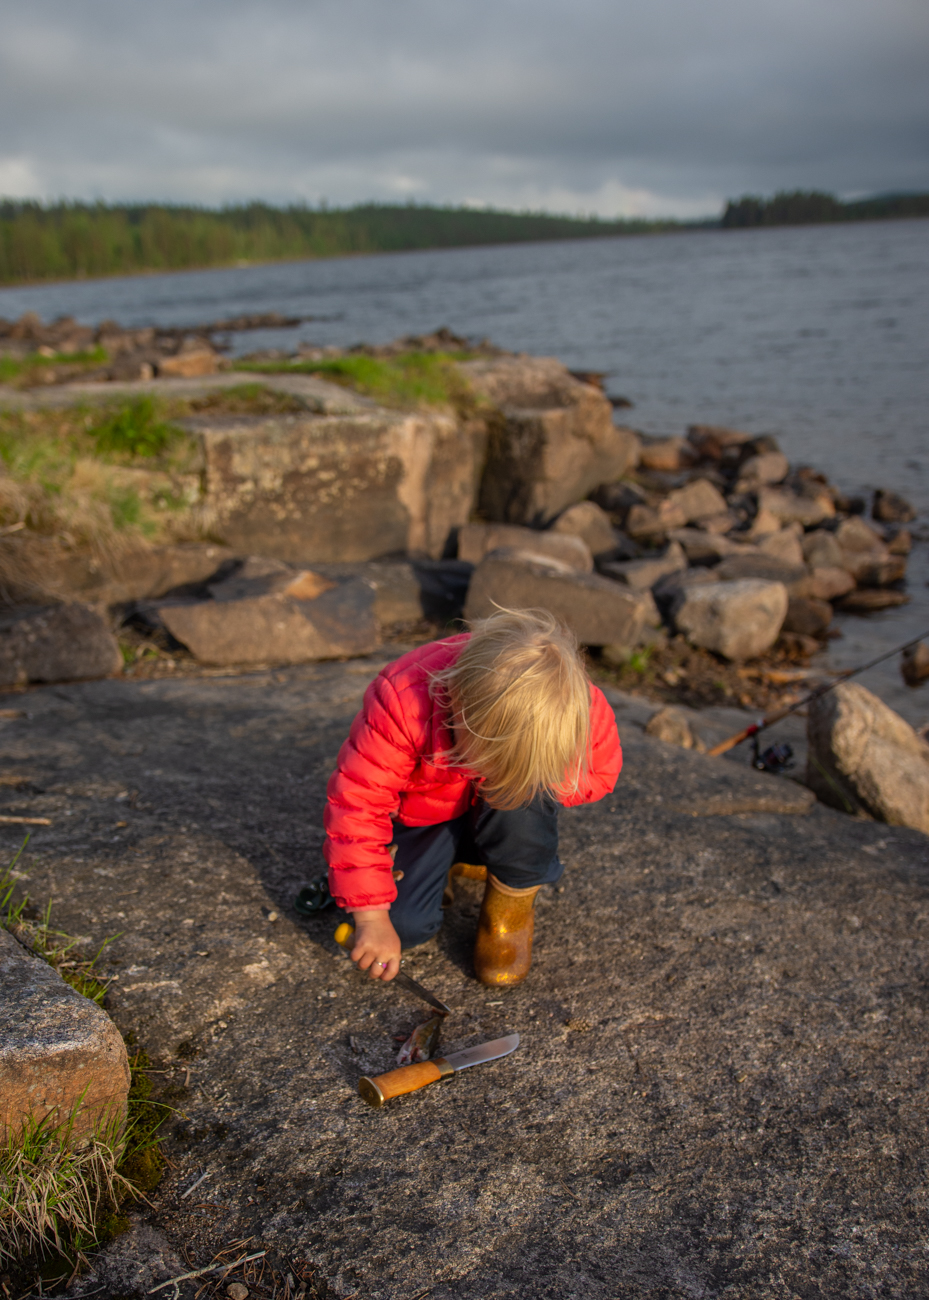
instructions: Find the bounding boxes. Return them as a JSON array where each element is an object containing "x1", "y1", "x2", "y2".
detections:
[{"x1": 350, "y1": 910, "x2": 402, "y2": 981}]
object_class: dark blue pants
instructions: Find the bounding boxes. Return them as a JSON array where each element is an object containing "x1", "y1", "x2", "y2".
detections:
[{"x1": 387, "y1": 796, "x2": 564, "y2": 949}]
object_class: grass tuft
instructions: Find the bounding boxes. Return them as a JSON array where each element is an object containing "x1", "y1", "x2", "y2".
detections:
[{"x1": 89, "y1": 395, "x2": 185, "y2": 461}]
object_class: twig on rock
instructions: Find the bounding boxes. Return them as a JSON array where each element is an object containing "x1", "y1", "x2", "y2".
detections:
[{"x1": 148, "y1": 1251, "x2": 266, "y2": 1293}]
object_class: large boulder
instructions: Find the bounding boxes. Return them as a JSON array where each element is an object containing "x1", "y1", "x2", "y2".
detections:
[
  {"x1": 457, "y1": 522, "x2": 592, "y2": 572},
  {"x1": 464, "y1": 357, "x2": 638, "y2": 525},
  {"x1": 464, "y1": 551, "x2": 652, "y2": 647},
  {"x1": 159, "y1": 559, "x2": 378, "y2": 665},
  {"x1": 807, "y1": 682, "x2": 929, "y2": 832},
  {"x1": 190, "y1": 405, "x2": 485, "y2": 562},
  {"x1": 670, "y1": 579, "x2": 789, "y2": 661},
  {"x1": 1, "y1": 929, "x2": 130, "y2": 1143},
  {"x1": 0, "y1": 603, "x2": 122, "y2": 687}
]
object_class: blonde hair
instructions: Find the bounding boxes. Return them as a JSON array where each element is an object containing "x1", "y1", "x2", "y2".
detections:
[{"x1": 433, "y1": 608, "x2": 591, "y2": 811}]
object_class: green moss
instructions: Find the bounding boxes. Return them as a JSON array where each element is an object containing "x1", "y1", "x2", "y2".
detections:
[{"x1": 235, "y1": 350, "x2": 476, "y2": 411}]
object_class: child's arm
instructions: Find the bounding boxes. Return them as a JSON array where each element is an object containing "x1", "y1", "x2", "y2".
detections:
[{"x1": 324, "y1": 672, "x2": 419, "y2": 976}]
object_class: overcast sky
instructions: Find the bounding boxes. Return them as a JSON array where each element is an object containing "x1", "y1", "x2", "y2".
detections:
[{"x1": 0, "y1": 0, "x2": 926, "y2": 218}]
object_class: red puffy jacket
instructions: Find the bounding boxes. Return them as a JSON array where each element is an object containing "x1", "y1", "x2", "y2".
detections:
[{"x1": 324, "y1": 634, "x2": 622, "y2": 910}]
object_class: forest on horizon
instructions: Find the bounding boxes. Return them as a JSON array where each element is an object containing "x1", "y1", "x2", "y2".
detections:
[{"x1": 0, "y1": 190, "x2": 926, "y2": 288}]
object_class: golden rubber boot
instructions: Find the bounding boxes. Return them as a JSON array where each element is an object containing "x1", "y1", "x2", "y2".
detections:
[
  {"x1": 442, "y1": 861, "x2": 488, "y2": 908},
  {"x1": 473, "y1": 873, "x2": 542, "y2": 986}
]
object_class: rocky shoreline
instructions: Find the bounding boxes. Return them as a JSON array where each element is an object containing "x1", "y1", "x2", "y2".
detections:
[{"x1": 2, "y1": 315, "x2": 929, "y2": 1295}]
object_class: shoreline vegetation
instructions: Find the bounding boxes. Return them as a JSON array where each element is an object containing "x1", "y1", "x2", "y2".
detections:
[{"x1": 0, "y1": 189, "x2": 926, "y2": 287}]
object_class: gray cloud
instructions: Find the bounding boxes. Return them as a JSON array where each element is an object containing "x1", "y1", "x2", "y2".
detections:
[{"x1": 0, "y1": 0, "x2": 926, "y2": 216}]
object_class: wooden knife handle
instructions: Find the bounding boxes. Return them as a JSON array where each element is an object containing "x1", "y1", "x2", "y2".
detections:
[{"x1": 359, "y1": 1057, "x2": 454, "y2": 1107}]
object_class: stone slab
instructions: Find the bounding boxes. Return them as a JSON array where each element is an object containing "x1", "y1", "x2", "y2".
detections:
[
  {"x1": 2, "y1": 665, "x2": 927, "y2": 1298},
  {"x1": 0, "y1": 927, "x2": 129, "y2": 1142}
]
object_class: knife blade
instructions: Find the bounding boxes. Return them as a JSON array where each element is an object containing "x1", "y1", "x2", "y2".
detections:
[
  {"x1": 359, "y1": 1033, "x2": 520, "y2": 1107},
  {"x1": 334, "y1": 921, "x2": 451, "y2": 1016}
]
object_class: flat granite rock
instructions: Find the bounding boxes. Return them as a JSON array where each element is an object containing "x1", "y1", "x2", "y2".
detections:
[
  {"x1": 0, "y1": 661, "x2": 927, "y2": 1298},
  {"x1": 0, "y1": 927, "x2": 130, "y2": 1142}
]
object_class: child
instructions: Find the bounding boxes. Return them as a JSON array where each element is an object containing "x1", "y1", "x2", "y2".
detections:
[{"x1": 323, "y1": 608, "x2": 622, "y2": 986}]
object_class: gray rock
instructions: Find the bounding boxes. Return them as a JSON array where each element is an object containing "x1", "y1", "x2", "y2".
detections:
[
  {"x1": 735, "y1": 450, "x2": 789, "y2": 488},
  {"x1": 901, "y1": 642, "x2": 929, "y2": 688},
  {"x1": 807, "y1": 681, "x2": 929, "y2": 831},
  {"x1": 599, "y1": 541, "x2": 687, "y2": 590},
  {"x1": 638, "y1": 437, "x2": 692, "y2": 472},
  {"x1": 873, "y1": 488, "x2": 916, "y2": 523},
  {"x1": 834, "y1": 516, "x2": 885, "y2": 555},
  {"x1": 664, "y1": 478, "x2": 728, "y2": 526},
  {"x1": 464, "y1": 551, "x2": 652, "y2": 647},
  {"x1": 465, "y1": 356, "x2": 638, "y2": 525},
  {"x1": 755, "y1": 526, "x2": 805, "y2": 567},
  {"x1": 549, "y1": 501, "x2": 617, "y2": 558},
  {"x1": 309, "y1": 560, "x2": 425, "y2": 626},
  {"x1": 714, "y1": 552, "x2": 811, "y2": 596},
  {"x1": 0, "y1": 603, "x2": 122, "y2": 688},
  {"x1": 848, "y1": 554, "x2": 908, "y2": 588},
  {"x1": 643, "y1": 705, "x2": 706, "y2": 752},
  {"x1": 835, "y1": 588, "x2": 911, "y2": 612},
  {"x1": 0, "y1": 928, "x2": 130, "y2": 1143},
  {"x1": 782, "y1": 596, "x2": 833, "y2": 639},
  {"x1": 160, "y1": 574, "x2": 378, "y2": 666},
  {"x1": 809, "y1": 566, "x2": 856, "y2": 601},
  {"x1": 670, "y1": 579, "x2": 789, "y2": 660},
  {"x1": 686, "y1": 423, "x2": 752, "y2": 459},
  {"x1": 457, "y1": 522, "x2": 592, "y2": 572},
  {"x1": 758, "y1": 487, "x2": 835, "y2": 527},
  {"x1": 664, "y1": 529, "x2": 744, "y2": 565},
  {"x1": 802, "y1": 529, "x2": 845, "y2": 569},
  {"x1": 887, "y1": 527, "x2": 912, "y2": 556}
]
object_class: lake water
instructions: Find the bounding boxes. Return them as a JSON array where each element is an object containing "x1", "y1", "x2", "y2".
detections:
[{"x1": 2, "y1": 219, "x2": 928, "y2": 724}]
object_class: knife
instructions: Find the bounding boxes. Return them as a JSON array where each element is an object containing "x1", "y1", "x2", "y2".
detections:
[
  {"x1": 359, "y1": 1033, "x2": 520, "y2": 1107},
  {"x1": 333, "y1": 921, "x2": 452, "y2": 1016}
]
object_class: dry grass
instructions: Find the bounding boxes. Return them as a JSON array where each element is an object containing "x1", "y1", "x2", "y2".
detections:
[{"x1": 0, "y1": 1113, "x2": 132, "y2": 1273}]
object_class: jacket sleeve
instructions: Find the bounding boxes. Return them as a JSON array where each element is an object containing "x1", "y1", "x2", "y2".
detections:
[
  {"x1": 560, "y1": 682, "x2": 622, "y2": 807},
  {"x1": 324, "y1": 672, "x2": 420, "y2": 910}
]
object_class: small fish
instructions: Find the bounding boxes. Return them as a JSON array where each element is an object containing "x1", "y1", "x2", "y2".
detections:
[{"x1": 396, "y1": 1013, "x2": 443, "y2": 1066}]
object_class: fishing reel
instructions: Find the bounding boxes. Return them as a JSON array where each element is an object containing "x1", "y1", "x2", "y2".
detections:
[{"x1": 751, "y1": 738, "x2": 795, "y2": 774}]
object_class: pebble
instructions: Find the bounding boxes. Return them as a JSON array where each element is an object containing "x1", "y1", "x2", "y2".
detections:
[{"x1": 227, "y1": 1285, "x2": 249, "y2": 1300}]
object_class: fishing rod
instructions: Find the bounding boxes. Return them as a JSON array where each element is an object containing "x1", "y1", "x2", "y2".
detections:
[{"x1": 707, "y1": 628, "x2": 929, "y2": 759}]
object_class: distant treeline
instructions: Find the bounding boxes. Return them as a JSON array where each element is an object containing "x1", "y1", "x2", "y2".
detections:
[
  {"x1": 722, "y1": 189, "x2": 929, "y2": 228},
  {"x1": 1, "y1": 191, "x2": 926, "y2": 287},
  {"x1": 0, "y1": 201, "x2": 680, "y2": 286}
]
